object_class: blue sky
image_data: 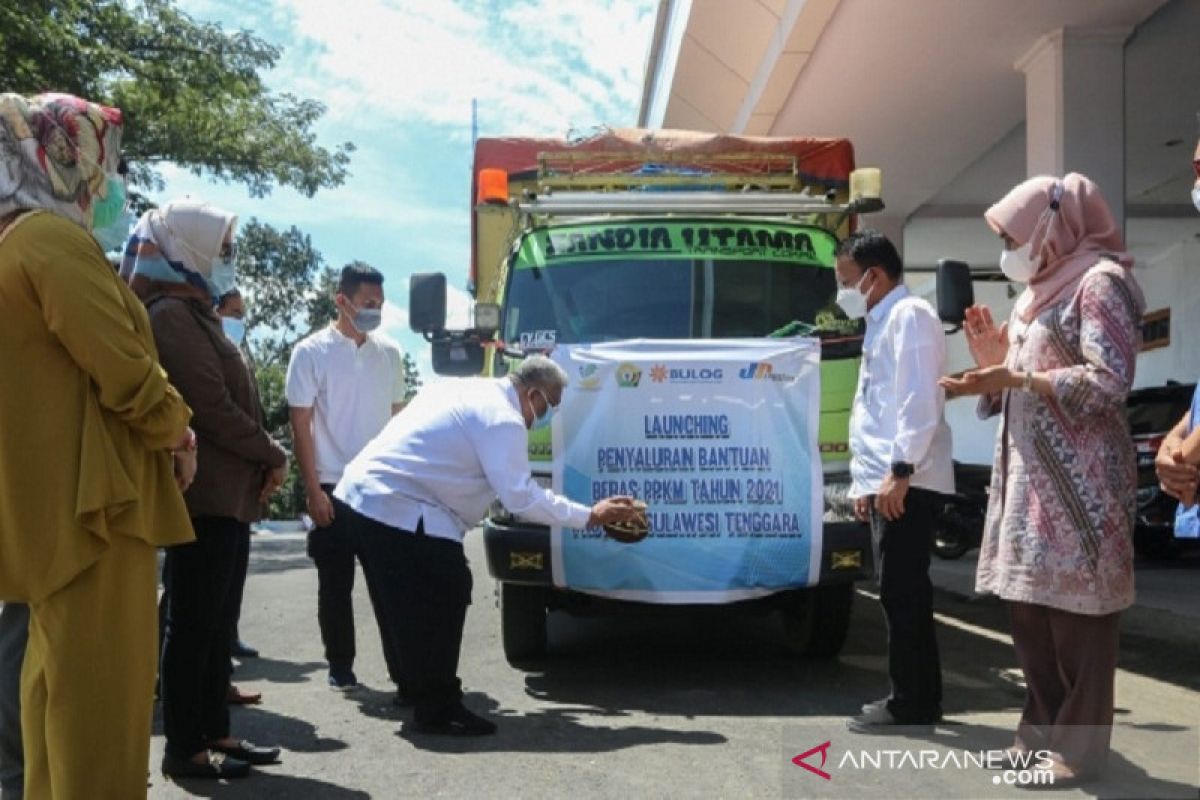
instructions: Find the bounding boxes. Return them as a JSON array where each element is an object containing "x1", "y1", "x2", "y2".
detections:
[{"x1": 158, "y1": 0, "x2": 657, "y2": 375}]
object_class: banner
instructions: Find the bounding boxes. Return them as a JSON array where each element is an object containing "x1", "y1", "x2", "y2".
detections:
[{"x1": 550, "y1": 339, "x2": 823, "y2": 603}]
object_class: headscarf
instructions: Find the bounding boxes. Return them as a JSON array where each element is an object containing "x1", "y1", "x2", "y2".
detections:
[
  {"x1": 120, "y1": 197, "x2": 237, "y2": 299},
  {"x1": 0, "y1": 92, "x2": 123, "y2": 228},
  {"x1": 985, "y1": 173, "x2": 1143, "y2": 322}
]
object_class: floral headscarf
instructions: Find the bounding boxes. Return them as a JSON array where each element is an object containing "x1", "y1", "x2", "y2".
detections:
[{"x1": 0, "y1": 93, "x2": 123, "y2": 228}]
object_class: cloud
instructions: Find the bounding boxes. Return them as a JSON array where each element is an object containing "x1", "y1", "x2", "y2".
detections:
[{"x1": 273, "y1": 0, "x2": 657, "y2": 136}]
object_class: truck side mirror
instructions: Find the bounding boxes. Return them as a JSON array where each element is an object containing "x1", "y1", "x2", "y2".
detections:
[
  {"x1": 409, "y1": 273, "x2": 447, "y2": 333},
  {"x1": 936, "y1": 259, "x2": 973, "y2": 329}
]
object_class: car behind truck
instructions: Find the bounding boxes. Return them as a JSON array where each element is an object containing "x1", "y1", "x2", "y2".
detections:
[{"x1": 410, "y1": 129, "x2": 890, "y2": 664}]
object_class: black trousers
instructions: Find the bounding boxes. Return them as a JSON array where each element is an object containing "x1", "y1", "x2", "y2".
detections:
[
  {"x1": 870, "y1": 487, "x2": 944, "y2": 723},
  {"x1": 229, "y1": 526, "x2": 251, "y2": 647},
  {"x1": 310, "y1": 486, "x2": 403, "y2": 683},
  {"x1": 161, "y1": 516, "x2": 248, "y2": 758},
  {"x1": 349, "y1": 506, "x2": 472, "y2": 724}
]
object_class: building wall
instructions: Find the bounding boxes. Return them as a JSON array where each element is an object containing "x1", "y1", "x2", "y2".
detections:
[{"x1": 905, "y1": 217, "x2": 1200, "y2": 466}]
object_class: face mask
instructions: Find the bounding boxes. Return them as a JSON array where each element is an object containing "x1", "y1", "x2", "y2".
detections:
[
  {"x1": 206, "y1": 258, "x2": 237, "y2": 300},
  {"x1": 92, "y1": 207, "x2": 134, "y2": 253},
  {"x1": 90, "y1": 175, "x2": 126, "y2": 231},
  {"x1": 530, "y1": 388, "x2": 557, "y2": 431},
  {"x1": 1192, "y1": 185, "x2": 1200, "y2": 214},
  {"x1": 999, "y1": 241, "x2": 1039, "y2": 284},
  {"x1": 221, "y1": 316, "x2": 246, "y2": 346},
  {"x1": 133, "y1": 254, "x2": 186, "y2": 285},
  {"x1": 835, "y1": 270, "x2": 872, "y2": 320},
  {"x1": 350, "y1": 305, "x2": 382, "y2": 333}
]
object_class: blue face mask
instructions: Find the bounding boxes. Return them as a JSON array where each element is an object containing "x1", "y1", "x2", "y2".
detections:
[
  {"x1": 92, "y1": 207, "x2": 134, "y2": 253},
  {"x1": 133, "y1": 254, "x2": 187, "y2": 285},
  {"x1": 221, "y1": 316, "x2": 246, "y2": 346},
  {"x1": 352, "y1": 306, "x2": 382, "y2": 333},
  {"x1": 206, "y1": 258, "x2": 237, "y2": 300},
  {"x1": 530, "y1": 388, "x2": 558, "y2": 431}
]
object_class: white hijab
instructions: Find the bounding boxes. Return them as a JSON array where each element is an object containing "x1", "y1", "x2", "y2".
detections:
[{"x1": 144, "y1": 197, "x2": 236, "y2": 277}]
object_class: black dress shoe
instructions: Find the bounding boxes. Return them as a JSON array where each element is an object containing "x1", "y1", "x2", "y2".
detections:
[
  {"x1": 161, "y1": 751, "x2": 250, "y2": 780},
  {"x1": 231, "y1": 640, "x2": 259, "y2": 658},
  {"x1": 412, "y1": 705, "x2": 497, "y2": 736},
  {"x1": 210, "y1": 740, "x2": 281, "y2": 765}
]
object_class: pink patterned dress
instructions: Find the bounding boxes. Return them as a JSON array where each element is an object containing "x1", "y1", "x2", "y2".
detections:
[{"x1": 975, "y1": 262, "x2": 1141, "y2": 615}]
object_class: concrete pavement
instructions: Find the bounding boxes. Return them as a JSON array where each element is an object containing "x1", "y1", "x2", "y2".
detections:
[{"x1": 145, "y1": 530, "x2": 1200, "y2": 799}]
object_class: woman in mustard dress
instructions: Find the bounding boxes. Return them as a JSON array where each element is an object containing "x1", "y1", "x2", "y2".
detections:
[{"x1": 0, "y1": 93, "x2": 195, "y2": 798}]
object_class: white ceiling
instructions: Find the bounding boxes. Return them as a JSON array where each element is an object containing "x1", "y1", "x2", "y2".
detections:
[{"x1": 646, "y1": 0, "x2": 1199, "y2": 227}]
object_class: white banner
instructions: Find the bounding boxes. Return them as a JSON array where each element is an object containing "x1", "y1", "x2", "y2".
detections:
[{"x1": 549, "y1": 339, "x2": 823, "y2": 603}]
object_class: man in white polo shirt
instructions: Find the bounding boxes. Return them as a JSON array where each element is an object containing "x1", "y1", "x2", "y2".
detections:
[
  {"x1": 286, "y1": 263, "x2": 405, "y2": 691},
  {"x1": 334, "y1": 356, "x2": 637, "y2": 736}
]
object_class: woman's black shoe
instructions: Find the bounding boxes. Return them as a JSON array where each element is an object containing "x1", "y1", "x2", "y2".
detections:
[
  {"x1": 210, "y1": 740, "x2": 282, "y2": 765},
  {"x1": 161, "y1": 751, "x2": 251, "y2": 779}
]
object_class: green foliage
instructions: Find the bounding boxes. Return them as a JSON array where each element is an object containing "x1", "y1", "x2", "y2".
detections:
[
  {"x1": 236, "y1": 219, "x2": 326, "y2": 366},
  {"x1": 233, "y1": 219, "x2": 337, "y2": 518},
  {"x1": 0, "y1": 0, "x2": 353, "y2": 197},
  {"x1": 402, "y1": 351, "x2": 422, "y2": 402}
]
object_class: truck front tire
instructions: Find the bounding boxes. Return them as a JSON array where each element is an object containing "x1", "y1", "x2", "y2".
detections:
[
  {"x1": 499, "y1": 582, "x2": 548, "y2": 664},
  {"x1": 780, "y1": 583, "x2": 854, "y2": 658}
]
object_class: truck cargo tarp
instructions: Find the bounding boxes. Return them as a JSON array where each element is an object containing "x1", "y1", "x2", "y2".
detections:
[{"x1": 471, "y1": 128, "x2": 855, "y2": 292}]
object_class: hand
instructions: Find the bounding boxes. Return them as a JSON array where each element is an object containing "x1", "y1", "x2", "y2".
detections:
[
  {"x1": 963, "y1": 305, "x2": 1009, "y2": 369},
  {"x1": 587, "y1": 496, "x2": 638, "y2": 527},
  {"x1": 939, "y1": 365, "x2": 1018, "y2": 399},
  {"x1": 170, "y1": 427, "x2": 197, "y2": 453},
  {"x1": 173, "y1": 448, "x2": 197, "y2": 493},
  {"x1": 875, "y1": 474, "x2": 910, "y2": 522},
  {"x1": 1155, "y1": 441, "x2": 1200, "y2": 503},
  {"x1": 306, "y1": 487, "x2": 335, "y2": 527},
  {"x1": 853, "y1": 496, "x2": 871, "y2": 523},
  {"x1": 259, "y1": 463, "x2": 288, "y2": 504}
]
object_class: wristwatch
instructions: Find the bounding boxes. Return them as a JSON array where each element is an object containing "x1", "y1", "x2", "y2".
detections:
[{"x1": 891, "y1": 461, "x2": 914, "y2": 479}]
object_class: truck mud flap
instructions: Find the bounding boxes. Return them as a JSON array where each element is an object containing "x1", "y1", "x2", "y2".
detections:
[
  {"x1": 483, "y1": 520, "x2": 554, "y2": 586},
  {"x1": 818, "y1": 520, "x2": 874, "y2": 583}
]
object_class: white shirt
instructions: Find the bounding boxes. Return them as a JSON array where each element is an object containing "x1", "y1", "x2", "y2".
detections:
[
  {"x1": 849, "y1": 285, "x2": 954, "y2": 498},
  {"x1": 334, "y1": 378, "x2": 592, "y2": 542},
  {"x1": 285, "y1": 326, "x2": 405, "y2": 485}
]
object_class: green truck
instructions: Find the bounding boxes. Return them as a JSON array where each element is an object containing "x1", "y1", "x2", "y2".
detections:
[{"x1": 410, "y1": 129, "x2": 887, "y2": 664}]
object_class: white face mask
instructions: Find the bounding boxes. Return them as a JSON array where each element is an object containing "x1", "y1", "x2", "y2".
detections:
[
  {"x1": 835, "y1": 270, "x2": 872, "y2": 320},
  {"x1": 999, "y1": 241, "x2": 1039, "y2": 284},
  {"x1": 1192, "y1": 185, "x2": 1200, "y2": 214}
]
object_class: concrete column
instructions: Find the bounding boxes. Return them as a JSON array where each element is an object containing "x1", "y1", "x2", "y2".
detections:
[{"x1": 1016, "y1": 27, "x2": 1131, "y2": 227}]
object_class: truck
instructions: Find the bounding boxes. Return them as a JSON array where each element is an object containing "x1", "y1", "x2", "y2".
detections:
[{"x1": 409, "y1": 128, "x2": 888, "y2": 665}]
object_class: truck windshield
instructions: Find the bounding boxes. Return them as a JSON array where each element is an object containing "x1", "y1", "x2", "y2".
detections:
[{"x1": 504, "y1": 220, "x2": 857, "y2": 346}]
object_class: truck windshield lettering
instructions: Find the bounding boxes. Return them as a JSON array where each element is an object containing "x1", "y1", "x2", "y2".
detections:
[{"x1": 532, "y1": 221, "x2": 827, "y2": 266}]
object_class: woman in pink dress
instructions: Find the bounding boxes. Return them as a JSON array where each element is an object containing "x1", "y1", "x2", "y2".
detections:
[{"x1": 942, "y1": 173, "x2": 1144, "y2": 786}]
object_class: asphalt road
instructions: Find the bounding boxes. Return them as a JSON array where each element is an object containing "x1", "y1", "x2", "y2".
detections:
[{"x1": 147, "y1": 531, "x2": 1200, "y2": 799}]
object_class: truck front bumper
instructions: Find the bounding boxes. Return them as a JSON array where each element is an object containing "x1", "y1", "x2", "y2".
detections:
[{"x1": 481, "y1": 518, "x2": 873, "y2": 587}]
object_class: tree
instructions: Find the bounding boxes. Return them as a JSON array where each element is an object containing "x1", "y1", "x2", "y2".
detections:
[
  {"x1": 0, "y1": 0, "x2": 353, "y2": 197},
  {"x1": 235, "y1": 219, "x2": 326, "y2": 366},
  {"x1": 402, "y1": 351, "x2": 423, "y2": 402},
  {"x1": 234, "y1": 219, "x2": 335, "y2": 519}
]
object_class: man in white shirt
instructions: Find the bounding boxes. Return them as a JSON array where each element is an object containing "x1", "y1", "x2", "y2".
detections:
[
  {"x1": 334, "y1": 356, "x2": 636, "y2": 736},
  {"x1": 286, "y1": 263, "x2": 405, "y2": 691},
  {"x1": 835, "y1": 231, "x2": 953, "y2": 731}
]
